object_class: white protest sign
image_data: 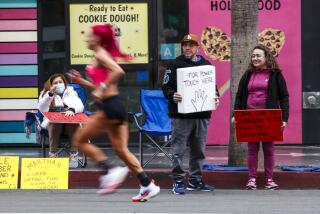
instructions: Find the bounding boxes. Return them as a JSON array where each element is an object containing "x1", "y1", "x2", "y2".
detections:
[{"x1": 177, "y1": 65, "x2": 216, "y2": 113}]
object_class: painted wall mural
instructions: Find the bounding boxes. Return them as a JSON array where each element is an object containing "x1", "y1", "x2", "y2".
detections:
[
  {"x1": 0, "y1": 0, "x2": 38, "y2": 143},
  {"x1": 189, "y1": 0, "x2": 302, "y2": 144}
]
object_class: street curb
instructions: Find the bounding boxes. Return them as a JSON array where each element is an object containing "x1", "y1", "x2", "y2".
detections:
[{"x1": 69, "y1": 169, "x2": 320, "y2": 189}]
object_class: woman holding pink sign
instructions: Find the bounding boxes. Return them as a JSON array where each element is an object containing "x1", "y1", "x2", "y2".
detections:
[
  {"x1": 232, "y1": 45, "x2": 289, "y2": 190},
  {"x1": 38, "y1": 73, "x2": 84, "y2": 160}
]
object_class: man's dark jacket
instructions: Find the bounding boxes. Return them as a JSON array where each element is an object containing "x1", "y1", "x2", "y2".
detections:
[
  {"x1": 234, "y1": 68, "x2": 289, "y2": 122},
  {"x1": 162, "y1": 55, "x2": 219, "y2": 119}
]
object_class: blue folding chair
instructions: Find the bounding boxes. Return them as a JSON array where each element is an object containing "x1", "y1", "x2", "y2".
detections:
[
  {"x1": 129, "y1": 89, "x2": 172, "y2": 167},
  {"x1": 68, "y1": 83, "x2": 87, "y2": 104}
]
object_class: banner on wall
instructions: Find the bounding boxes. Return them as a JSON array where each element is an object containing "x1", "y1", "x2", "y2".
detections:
[
  {"x1": 69, "y1": 3, "x2": 148, "y2": 65},
  {"x1": 189, "y1": 0, "x2": 301, "y2": 144}
]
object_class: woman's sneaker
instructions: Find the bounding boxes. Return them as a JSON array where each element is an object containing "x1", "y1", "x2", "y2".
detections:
[
  {"x1": 97, "y1": 166, "x2": 129, "y2": 195},
  {"x1": 132, "y1": 180, "x2": 160, "y2": 202},
  {"x1": 265, "y1": 179, "x2": 279, "y2": 190},
  {"x1": 246, "y1": 178, "x2": 257, "y2": 190}
]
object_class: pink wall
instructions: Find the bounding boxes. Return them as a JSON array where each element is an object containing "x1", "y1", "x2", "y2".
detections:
[{"x1": 189, "y1": 0, "x2": 302, "y2": 144}]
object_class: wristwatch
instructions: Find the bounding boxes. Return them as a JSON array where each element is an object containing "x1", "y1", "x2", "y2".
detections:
[{"x1": 100, "y1": 82, "x2": 108, "y2": 89}]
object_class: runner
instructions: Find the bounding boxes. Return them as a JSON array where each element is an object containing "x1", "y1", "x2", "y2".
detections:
[{"x1": 68, "y1": 24, "x2": 160, "y2": 202}]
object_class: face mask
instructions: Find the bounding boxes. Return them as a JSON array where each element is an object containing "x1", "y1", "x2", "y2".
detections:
[{"x1": 55, "y1": 83, "x2": 65, "y2": 95}]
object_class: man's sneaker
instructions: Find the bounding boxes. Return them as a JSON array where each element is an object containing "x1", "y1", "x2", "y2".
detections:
[
  {"x1": 246, "y1": 178, "x2": 257, "y2": 190},
  {"x1": 172, "y1": 181, "x2": 185, "y2": 194},
  {"x1": 186, "y1": 180, "x2": 214, "y2": 192},
  {"x1": 97, "y1": 166, "x2": 129, "y2": 195},
  {"x1": 265, "y1": 179, "x2": 279, "y2": 190},
  {"x1": 132, "y1": 180, "x2": 160, "y2": 202}
]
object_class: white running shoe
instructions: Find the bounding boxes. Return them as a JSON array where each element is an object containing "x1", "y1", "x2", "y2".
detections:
[
  {"x1": 97, "y1": 166, "x2": 129, "y2": 195},
  {"x1": 69, "y1": 152, "x2": 79, "y2": 168},
  {"x1": 132, "y1": 181, "x2": 160, "y2": 202}
]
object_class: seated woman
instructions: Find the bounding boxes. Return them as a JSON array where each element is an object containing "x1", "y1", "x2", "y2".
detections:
[{"x1": 38, "y1": 73, "x2": 84, "y2": 158}]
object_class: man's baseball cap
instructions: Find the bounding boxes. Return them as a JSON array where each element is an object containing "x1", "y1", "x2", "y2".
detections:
[{"x1": 181, "y1": 34, "x2": 199, "y2": 46}]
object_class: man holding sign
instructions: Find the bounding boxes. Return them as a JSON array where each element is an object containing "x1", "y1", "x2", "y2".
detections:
[{"x1": 162, "y1": 34, "x2": 219, "y2": 195}]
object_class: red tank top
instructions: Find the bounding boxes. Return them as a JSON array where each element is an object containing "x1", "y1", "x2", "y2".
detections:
[{"x1": 86, "y1": 65, "x2": 110, "y2": 85}]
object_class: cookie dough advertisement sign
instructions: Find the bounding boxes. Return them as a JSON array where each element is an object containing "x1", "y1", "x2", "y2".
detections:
[
  {"x1": 69, "y1": 3, "x2": 148, "y2": 65},
  {"x1": 189, "y1": 0, "x2": 301, "y2": 144}
]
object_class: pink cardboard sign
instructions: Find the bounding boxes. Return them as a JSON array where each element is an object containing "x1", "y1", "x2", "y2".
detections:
[{"x1": 43, "y1": 112, "x2": 89, "y2": 124}]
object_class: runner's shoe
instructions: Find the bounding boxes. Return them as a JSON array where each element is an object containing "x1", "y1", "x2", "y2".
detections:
[
  {"x1": 97, "y1": 166, "x2": 129, "y2": 195},
  {"x1": 246, "y1": 178, "x2": 257, "y2": 190},
  {"x1": 265, "y1": 179, "x2": 279, "y2": 190},
  {"x1": 132, "y1": 180, "x2": 160, "y2": 202}
]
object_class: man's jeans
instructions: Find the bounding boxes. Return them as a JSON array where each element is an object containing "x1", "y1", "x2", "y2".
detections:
[{"x1": 171, "y1": 118, "x2": 210, "y2": 182}]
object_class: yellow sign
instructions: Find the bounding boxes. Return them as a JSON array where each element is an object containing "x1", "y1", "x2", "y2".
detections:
[
  {"x1": 0, "y1": 156, "x2": 19, "y2": 189},
  {"x1": 21, "y1": 158, "x2": 69, "y2": 189},
  {"x1": 69, "y1": 3, "x2": 149, "y2": 65}
]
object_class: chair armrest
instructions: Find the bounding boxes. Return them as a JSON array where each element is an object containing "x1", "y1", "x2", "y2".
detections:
[
  {"x1": 134, "y1": 112, "x2": 143, "y2": 118},
  {"x1": 128, "y1": 112, "x2": 144, "y2": 130}
]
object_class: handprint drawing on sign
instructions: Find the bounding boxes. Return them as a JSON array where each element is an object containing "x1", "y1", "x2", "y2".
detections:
[{"x1": 191, "y1": 89, "x2": 207, "y2": 112}]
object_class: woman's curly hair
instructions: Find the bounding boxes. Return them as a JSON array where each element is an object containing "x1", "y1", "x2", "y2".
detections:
[{"x1": 248, "y1": 44, "x2": 280, "y2": 71}]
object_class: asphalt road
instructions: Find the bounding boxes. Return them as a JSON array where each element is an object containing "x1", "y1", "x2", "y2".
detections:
[{"x1": 1, "y1": 189, "x2": 320, "y2": 213}]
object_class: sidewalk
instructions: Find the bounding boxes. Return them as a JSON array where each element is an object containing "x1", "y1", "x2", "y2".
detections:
[{"x1": 2, "y1": 145, "x2": 320, "y2": 189}]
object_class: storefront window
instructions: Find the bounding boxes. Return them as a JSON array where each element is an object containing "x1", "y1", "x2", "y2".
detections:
[
  {"x1": 39, "y1": 0, "x2": 188, "y2": 143},
  {"x1": 40, "y1": 0, "x2": 66, "y2": 84},
  {"x1": 157, "y1": 0, "x2": 187, "y2": 88}
]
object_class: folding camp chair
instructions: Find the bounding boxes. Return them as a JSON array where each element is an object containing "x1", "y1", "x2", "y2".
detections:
[
  {"x1": 129, "y1": 89, "x2": 173, "y2": 168},
  {"x1": 24, "y1": 83, "x2": 89, "y2": 168}
]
